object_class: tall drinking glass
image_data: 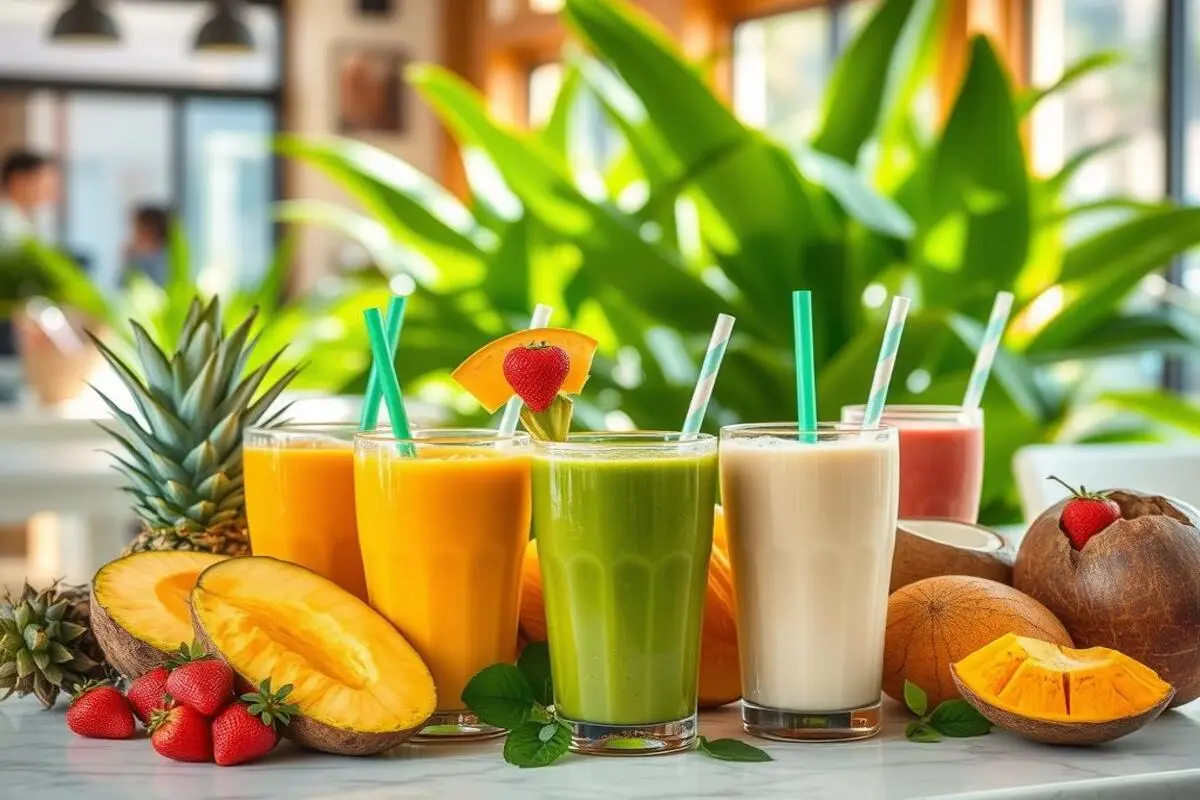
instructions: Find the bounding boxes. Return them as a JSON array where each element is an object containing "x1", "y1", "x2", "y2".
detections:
[
  {"x1": 354, "y1": 429, "x2": 532, "y2": 740},
  {"x1": 720, "y1": 423, "x2": 899, "y2": 741},
  {"x1": 244, "y1": 424, "x2": 368, "y2": 600},
  {"x1": 841, "y1": 405, "x2": 983, "y2": 523},
  {"x1": 533, "y1": 432, "x2": 717, "y2": 755}
]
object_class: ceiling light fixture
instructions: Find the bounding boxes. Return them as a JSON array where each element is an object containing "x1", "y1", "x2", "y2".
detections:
[
  {"x1": 49, "y1": 0, "x2": 120, "y2": 43},
  {"x1": 194, "y1": 0, "x2": 256, "y2": 54}
]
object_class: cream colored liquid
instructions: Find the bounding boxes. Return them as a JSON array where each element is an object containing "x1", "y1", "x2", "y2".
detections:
[{"x1": 720, "y1": 436, "x2": 899, "y2": 711}]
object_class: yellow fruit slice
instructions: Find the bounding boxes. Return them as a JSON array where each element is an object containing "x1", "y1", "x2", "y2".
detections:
[
  {"x1": 191, "y1": 556, "x2": 437, "y2": 756},
  {"x1": 954, "y1": 633, "x2": 1173, "y2": 723},
  {"x1": 453, "y1": 328, "x2": 599, "y2": 412},
  {"x1": 91, "y1": 551, "x2": 227, "y2": 678}
]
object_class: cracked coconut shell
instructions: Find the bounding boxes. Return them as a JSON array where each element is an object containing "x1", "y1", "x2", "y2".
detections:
[{"x1": 1014, "y1": 489, "x2": 1200, "y2": 707}]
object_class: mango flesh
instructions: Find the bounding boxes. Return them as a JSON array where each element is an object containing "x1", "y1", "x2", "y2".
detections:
[
  {"x1": 955, "y1": 633, "x2": 1172, "y2": 723},
  {"x1": 192, "y1": 556, "x2": 436, "y2": 736},
  {"x1": 93, "y1": 551, "x2": 227, "y2": 652}
]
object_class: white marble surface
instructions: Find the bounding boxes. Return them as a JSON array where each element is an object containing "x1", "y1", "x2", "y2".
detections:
[{"x1": 3, "y1": 698, "x2": 1200, "y2": 799}]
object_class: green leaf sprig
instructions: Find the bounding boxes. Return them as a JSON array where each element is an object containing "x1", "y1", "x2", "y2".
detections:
[
  {"x1": 903, "y1": 680, "x2": 992, "y2": 743},
  {"x1": 460, "y1": 642, "x2": 772, "y2": 767}
]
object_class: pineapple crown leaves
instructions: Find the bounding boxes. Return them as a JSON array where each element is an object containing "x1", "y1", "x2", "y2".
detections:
[
  {"x1": 240, "y1": 678, "x2": 299, "y2": 730},
  {"x1": 90, "y1": 295, "x2": 302, "y2": 531},
  {"x1": 166, "y1": 641, "x2": 212, "y2": 668}
]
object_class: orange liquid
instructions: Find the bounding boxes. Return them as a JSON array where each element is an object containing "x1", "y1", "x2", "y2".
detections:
[
  {"x1": 243, "y1": 445, "x2": 369, "y2": 601},
  {"x1": 354, "y1": 447, "x2": 531, "y2": 712}
]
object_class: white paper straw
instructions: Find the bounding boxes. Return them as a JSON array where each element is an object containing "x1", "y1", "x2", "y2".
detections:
[
  {"x1": 962, "y1": 291, "x2": 1015, "y2": 411},
  {"x1": 682, "y1": 313, "x2": 736, "y2": 437},
  {"x1": 498, "y1": 304, "x2": 554, "y2": 436},
  {"x1": 861, "y1": 296, "x2": 912, "y2": 430}
]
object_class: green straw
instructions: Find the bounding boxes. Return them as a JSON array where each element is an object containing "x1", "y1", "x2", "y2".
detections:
[
  {"x1": 363, "y1": 307, "x2": 414, "y2": 456},
  {"x1": 359, "y1": 294, "x2": 407, "y2": 431},
  {"x1": 793, "y1": 291, "x2": 817, "y2": 441}
]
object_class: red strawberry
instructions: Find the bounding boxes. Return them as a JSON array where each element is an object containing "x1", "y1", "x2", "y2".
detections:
[
  {"x1": 127, "y1": 666, "x2": 170, "y2": 725},
  {"x1": 149, "y1": 703, "x2": 213, "y2": 763},
  {"x1": 66, "y1": 681, "x2": 136, "y2": 740},
  {"x1": 165, "y1": 642, "x2": 234, "y2": 717},
  {"x1": 502, "y1": 343, "x2": 570, "y2": 412},
  {"x1": 1048, "y1": 475, "x2": 1121, "y2": 550},
  {"x1": 211, "y1": 680, "x2": 298, "y2": 767}
]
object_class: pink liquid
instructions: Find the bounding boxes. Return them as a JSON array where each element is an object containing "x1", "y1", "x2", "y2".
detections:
[{"x1": 895, "y1": 424, "x2": 983, "y2": 523}]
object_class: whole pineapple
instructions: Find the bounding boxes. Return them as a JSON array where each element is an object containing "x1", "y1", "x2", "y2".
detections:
[
  {"x1": 92, "y1": 297, "x2": 298, "y2": 555},
  {"x1": 0, "y1": 582, "x2": 112, "y2": 708}
]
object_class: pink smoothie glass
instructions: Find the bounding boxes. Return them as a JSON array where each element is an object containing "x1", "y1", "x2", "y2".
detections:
[{"x1": 841, "y1": 405, "x2": 983, "y2": 524}]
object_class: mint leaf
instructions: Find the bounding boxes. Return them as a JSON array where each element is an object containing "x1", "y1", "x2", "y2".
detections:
[
  {"x1": 460, "y1": 664, "x2": 537, "y2": 730},
  {"x1": 503, "y1": 720, "x2": 571, "y2": 768},
  {"x1": 905, "y1": 721, "x2": 942, "y2": 743},
  {"x1": 903, "y1": 680, "x2": 928, "y2": 717},
  {"x1": 517, "y1": 642, "x2": 554, "y2": 707},
  {"x1": 929, "y1": 700, "x2": 992, "y2": 737},
  {"x1": 696, "y1": 736, "x2": 773, "y2": 762}
]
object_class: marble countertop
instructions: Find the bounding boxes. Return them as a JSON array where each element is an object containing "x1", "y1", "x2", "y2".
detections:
[{"x1": 4, "y1": 698, "x2": 1200, "y2": 799}]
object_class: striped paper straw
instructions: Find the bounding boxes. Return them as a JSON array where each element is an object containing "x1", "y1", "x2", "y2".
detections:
[
  {"x1": 682, "y1": 313, "x2": 737, "y2": 437},
  {"x1": 962, "y1": 291, "x2": 1015, "y2": 411},
  {"x1": 861, "y1": 296, "x2": 912, "y2": 430},
  {"x1": 497, "y1": 303, "x2": 554, "y2": 436}
]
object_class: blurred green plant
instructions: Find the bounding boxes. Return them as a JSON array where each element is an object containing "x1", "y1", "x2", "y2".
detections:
[
  {"x1": 281, "y1": 0, "x2": 1200, "y2": 523},
  {"x1": 20, "y1": 230, "x2": 395, "y2": 393}
]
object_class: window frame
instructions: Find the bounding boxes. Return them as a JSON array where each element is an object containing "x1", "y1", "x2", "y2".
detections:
[{"x1": 0, "y1": 1, "x2": 288, "y2": 265}]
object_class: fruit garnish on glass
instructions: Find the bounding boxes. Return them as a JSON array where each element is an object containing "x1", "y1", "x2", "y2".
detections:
[{"x1": 452, "y1": 328, "x2": 598, "y2": 442}]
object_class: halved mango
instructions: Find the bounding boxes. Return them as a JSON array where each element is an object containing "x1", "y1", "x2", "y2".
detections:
[
  {"x1": 91, "y1": 551, "x2": 227, "y2": 678},
  {"x1": 191, "y1": 556, "x2": 437, "y2": 756},
  {"x1": 951, "y1": 633, "x2": 1174, "y2": 745},
  {"x1": 453, "y1": 327, "x2": 599, "y2": 412}
]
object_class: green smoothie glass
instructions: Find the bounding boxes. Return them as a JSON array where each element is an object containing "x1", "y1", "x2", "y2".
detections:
[{"x1": 532, "y1": 432, "x2": 718, "y2": 756}]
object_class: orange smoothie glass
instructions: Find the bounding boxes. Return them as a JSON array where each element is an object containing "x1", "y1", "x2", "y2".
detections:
[
  {"x1": 243, "y1": 424, "x2": 368, "y2": 600},
  {"x1": 354, "y1": 428, "x2": 532, "y2": 740}
]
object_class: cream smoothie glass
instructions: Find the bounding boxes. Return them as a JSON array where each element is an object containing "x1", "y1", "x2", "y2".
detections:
[
  {"x1": 719, "y1": 422, "x2": 899, "y2": 741},
  {"x1": 841, "y1": 405, "x2": 983, "y2": 523}
]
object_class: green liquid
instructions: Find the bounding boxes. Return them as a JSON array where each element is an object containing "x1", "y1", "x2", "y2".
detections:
[{"x1": 532, "y1": 450, "x2": 717, "y2": 725}]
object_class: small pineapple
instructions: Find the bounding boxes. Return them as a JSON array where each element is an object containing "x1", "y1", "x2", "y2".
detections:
[
  {"x1": 0, "y1": 581, "x2": 112, "y2": 708},
  {"x1": 92, "y1": 297, "x2": 298, "y2": 556}
]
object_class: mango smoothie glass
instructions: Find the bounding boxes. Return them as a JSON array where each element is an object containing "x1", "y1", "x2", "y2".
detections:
[
  {"x1": 354, "y1": 428, "x2": 532, "y2": 740},
  {"x1": 244, "y1": 424, "x2": 368, "y2": 601},
  {"x1": 532, "y1": 432, "x2": 718, "y2": 755}
]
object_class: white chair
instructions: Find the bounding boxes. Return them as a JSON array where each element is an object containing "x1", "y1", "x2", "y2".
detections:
[{"x1": 1013, "y1": 443, "x2": 1200, "y2": 523}]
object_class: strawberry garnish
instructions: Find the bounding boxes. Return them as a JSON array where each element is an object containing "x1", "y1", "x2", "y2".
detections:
[
  {"x1": 503, "y1": 343, "x2": 570, "y2": 413},
  {"x1": 149, "y1": 702, "x2": 213, "y2": 763},
  {"x1": 165, "y1": 642, "x2": 235, "y2": 717},
  {"x1": 1047, "y1": 475, "x2": 1121, "y2": 550},
  {"x1": 212, "y1": 680, "x2": 297, "y2": 766},
  {"x1": 126, "y1": 666, "x2": 170, "y2": 725},
  {"x1": 66, "y1": 681, "x2": 136, "y2": 739}
]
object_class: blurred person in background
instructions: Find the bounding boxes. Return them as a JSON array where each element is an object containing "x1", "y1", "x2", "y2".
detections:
[
  {"x1": 0, "y1": 150, "x2": 58, "y2": 253},
  {"x1": 124, "y1": 204, "x2": 171, "y2": 286}
]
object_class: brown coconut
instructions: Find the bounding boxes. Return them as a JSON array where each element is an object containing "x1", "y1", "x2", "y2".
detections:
[
  {"x1": 1014, "y1": 489, "x2": 1200, "y2": 707},
  {"x1": 890, "y1": 519, "x2": 1012, "y2": 593},
  {"x1": 883, "y1": 575, "x2": 1072, "y2": 708}
]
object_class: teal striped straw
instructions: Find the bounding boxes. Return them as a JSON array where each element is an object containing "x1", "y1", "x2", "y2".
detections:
[
  {"x1": 962, "y1": 291, "x2": 1015, "y2": 411},
  {"x1": 681, "y1": 313, "x2": 736, "y2": 437},
  {"x1": 861, "y1": 296, "x2": 912, "y2": 430},
  {"x1": 359, "y1": 294, "x2": 407, "y2": 431},
  {"x1": 363, "y1": 307, "x2": 414, "y2": 457},
  {"x1": 793, "y1": 291, "x2": 817, "y2": 441}
]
